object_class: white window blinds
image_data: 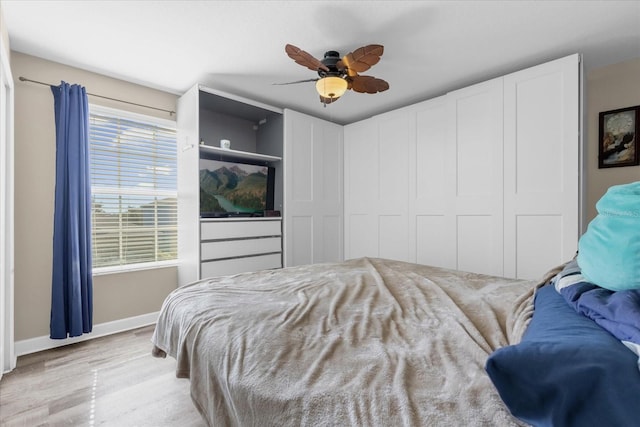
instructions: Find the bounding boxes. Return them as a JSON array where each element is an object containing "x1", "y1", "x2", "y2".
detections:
[{"x1": 89, "y1": 105, "x2": 177, "y2": 271}]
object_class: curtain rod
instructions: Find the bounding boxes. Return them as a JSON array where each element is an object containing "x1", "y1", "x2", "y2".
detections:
[{"x1": 18, "y1": 76, "x2": 176, "y2": 116}]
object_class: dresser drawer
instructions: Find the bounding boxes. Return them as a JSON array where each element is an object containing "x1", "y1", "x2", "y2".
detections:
[
  {"x1": 200, "y1": 219, "x2": 281, "y2": 240},
  {"x1": 201, "y1": 237, "x2": 281, "y2": 261},
  {"x1": 200, "y1": 253, "x2": 282, "y2": 278}
]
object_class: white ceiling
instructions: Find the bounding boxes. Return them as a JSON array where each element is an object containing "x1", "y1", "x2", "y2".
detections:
[{"x1": 2, "y1": 0, "x2": 639, "y2": 124}]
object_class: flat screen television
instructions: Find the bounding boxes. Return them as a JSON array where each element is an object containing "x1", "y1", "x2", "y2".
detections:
[{"x1": 199, "y1": 157, "x2": 275, "y2": 218}]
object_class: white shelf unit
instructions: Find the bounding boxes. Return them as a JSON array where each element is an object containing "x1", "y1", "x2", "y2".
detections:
[
  {"x1": 177, "y1": 84, "x2": 285, "y2": 285},
  {"x1": 199, "y1": 145, "x2": 282, "y2": 164}
]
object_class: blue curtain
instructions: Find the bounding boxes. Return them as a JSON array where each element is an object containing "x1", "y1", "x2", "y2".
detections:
[{"x1": 50, "y1": 81, "x2": 93, "y2": 339}]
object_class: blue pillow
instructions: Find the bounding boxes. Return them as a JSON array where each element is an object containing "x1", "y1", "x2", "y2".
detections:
[
  {"x1": 577, "y1": 181, "x2": 640, "y2": 291},
  {"x1": 486, "y1": 284, "x2": 640, "y2": 427}
]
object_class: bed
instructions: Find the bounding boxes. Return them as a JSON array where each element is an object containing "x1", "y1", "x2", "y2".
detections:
[
  {"x1": 151, "y1": 256, "x2": 640, "y2": 426},
  {"x1": 152, "y1": 257, "x2": 538, "y2": 426}
]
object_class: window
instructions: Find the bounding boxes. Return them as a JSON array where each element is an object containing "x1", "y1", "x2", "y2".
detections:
[{"x1": 89, "y1": 105, "x2": 177, "y2": 272}]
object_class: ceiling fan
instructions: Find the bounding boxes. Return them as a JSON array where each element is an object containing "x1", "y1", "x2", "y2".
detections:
[{"x1": 280, "y1": 44, "x2": 389, "y2": 105}]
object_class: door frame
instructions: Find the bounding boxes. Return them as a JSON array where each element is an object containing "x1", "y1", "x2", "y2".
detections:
[{"x1": 0, "y1": 30, "x2": 16, "y2": 376}]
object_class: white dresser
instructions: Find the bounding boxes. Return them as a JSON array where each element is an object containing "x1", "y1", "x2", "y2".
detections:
[{"x1": 199, "y1": 218, "x2": 282, "y2": 278}]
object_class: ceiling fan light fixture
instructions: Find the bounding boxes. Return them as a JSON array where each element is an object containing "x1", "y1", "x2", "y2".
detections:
[
  {"x1": 284, "y1": 43, "x2": 388, "y2": 105},
  {"x1": 316, "y1": 76, "x2": 348, "y2": 100}
]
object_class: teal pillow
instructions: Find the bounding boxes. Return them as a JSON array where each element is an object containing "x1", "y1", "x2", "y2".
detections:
[{"x1": 577, "y1": 181, "x2": 640, "y2": 291}]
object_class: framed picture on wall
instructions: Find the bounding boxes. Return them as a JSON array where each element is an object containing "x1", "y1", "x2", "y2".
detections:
[{"x1": 598, "y1": 106, "x2": 639, "y2": 168}]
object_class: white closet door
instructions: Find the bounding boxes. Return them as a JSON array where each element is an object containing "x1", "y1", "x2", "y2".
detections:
[
  {"x1": 503, "y1": 54, "x2": 581, "y2": 279},
  {"x1": 344, "y1": 111, "x2": 411, "y2": 262},
  {"x1": 343, "y1": 54, "x2": 580, "y2": 278},
  {"x1": 283, "y1": 109, "x2": 343, "y2": 267},
  {"x1": 377, "y1": 112, "x2": 411, "y2": 261},
  {"x1": 344, "y1": 118, "x2": 379, "y2": 259},
  {"x1": 446, "y1": 78, "x2": 505, "y2": 276},
  {"x1": 410, "y1": 96, "x2": 455, "y2": 269}
]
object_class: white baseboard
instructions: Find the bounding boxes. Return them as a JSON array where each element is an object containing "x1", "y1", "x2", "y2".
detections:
[{"x1": 14, "y1": 311, "x2": 159, "y2": 357}]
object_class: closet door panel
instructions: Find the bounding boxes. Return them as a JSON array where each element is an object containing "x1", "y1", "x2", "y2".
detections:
[
  {"x1": 322, "y1": 215, "x2": 342, "y2": 263},
  {"x1": 513, "y1": 73, "x2": 564, "y2": 194},
  {"x1": 291, "y1": 120, "x2": 313, "y2": 202},
  {"x1": 321, "y1": 125, "x2": 343, "y2": 203},
  {"x1": 455, "y1": 94, "x2": 497, "y2": 197},
  {"x1": 315, "y1": 123, "x2": 344, "y2": 263},
  {"x1": 457, "y1": 215, "x2": 497, "y2": 275},
  {"x1": 291, "y1": 215, "x2": 313, "y2": 266},
  {"x1": 344, "y1": 113, "x2": 410, "y2": 262},
  {"x1": 379, "y1": 214, "x2": 409, "y2": 261},
  {"x1": 516, "y1": 215, "x2": 563, "y2": 280},
  {"x1": 344, "y1": 120, "x2": 377, "y2": 259},
  {"x1": 348, "y1": 214, "x2": 378, "y2": 259},
  {"x1": 415, "y1": 102, "x2": 447, "y2": 202},
  {"x1": 416, "y1": 215, "x2": 454, "y2": 269},
  {"x1": 345, "y1": 120, "x2": 378, "y2": 207},
  {"x1": 379, "y1": 115, "x2": 410, "y2": 204},
  {"x1": 411, "y1": 97, "x2": 453, "y2": 267},
  {"x1": 284, "y1": 109, "x2": 343, "y2": 267},
  {"x1": 378, "y1": 114, "x2": 410, "y2": 261},
  {"x1": 447, "y1": 78, "x2": 504, "y2": 277},
  {"x1": 503, "y1": 54, "x2": 580, "y2": 279}
]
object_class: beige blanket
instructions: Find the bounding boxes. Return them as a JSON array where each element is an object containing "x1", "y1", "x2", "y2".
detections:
[{"x1": 152, "y1": 257, "x2": 538, "y2": 426}]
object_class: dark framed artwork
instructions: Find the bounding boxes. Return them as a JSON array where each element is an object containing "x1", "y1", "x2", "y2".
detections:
[{"x1": 598, "y1": 106, "x2": 639, "y2": 168}]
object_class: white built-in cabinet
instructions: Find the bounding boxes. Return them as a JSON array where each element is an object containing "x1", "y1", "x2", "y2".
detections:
[
  {"x1": 177, "y1": 85, "x2": 285, "y2": 286},
  {"x1": 344, "y1": 54, "x2": 582, "y2": 280},
  {"x1": 177, "y1": 86, "x2": 344, "y2": 285},
  {"x1": 178, "y1": 54, "x2": 581, "y2": 284}
]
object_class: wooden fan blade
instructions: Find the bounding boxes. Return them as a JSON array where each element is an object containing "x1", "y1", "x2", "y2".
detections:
[
  {"x1": 342, "y1": 44, "x2": 384, "y2": 74},
  {"x1": 272, "y1": 78, "x2": 319, "y2": 85},
  {"x1": 349, "y1": 75, "x2": 389, "y2": 94},
  {"x1": 285, "y1": 44, "x2": 330, "y2": 72}
]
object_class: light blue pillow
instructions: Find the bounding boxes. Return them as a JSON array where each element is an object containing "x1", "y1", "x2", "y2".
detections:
[{"x1": 577, "y1": 181, "x2": 640, "y2": 291}]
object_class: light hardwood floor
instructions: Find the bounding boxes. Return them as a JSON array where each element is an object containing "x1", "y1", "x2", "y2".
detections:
[{"x1": 0, "y1": 325, "x2": 206, "y2": 426}]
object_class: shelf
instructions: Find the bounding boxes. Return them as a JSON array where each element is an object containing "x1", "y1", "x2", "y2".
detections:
[{"x1": 199, "y1": 144, "x2": 281, "y2": 164}]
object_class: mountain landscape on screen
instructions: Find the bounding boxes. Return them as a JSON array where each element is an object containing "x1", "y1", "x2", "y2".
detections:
[{"x1": 199, "y1": 163, "x2": 269, "y2": 215}]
